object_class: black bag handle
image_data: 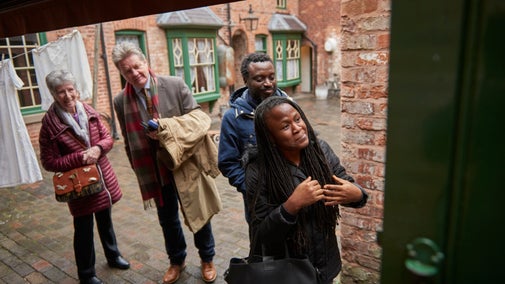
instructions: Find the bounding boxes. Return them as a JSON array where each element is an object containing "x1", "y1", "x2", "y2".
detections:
[{"x1": 250, "y1": 229, "x2": 291, "y2": 262}]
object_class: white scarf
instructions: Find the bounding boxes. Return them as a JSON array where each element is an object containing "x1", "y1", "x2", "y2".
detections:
[{"x1": 55, "y1": 101, "x2": 90, "y2": 147}]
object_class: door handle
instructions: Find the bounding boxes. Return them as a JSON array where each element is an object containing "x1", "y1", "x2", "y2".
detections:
[{"x1": 405, "y1": 237, "x2": 444, "y2": 277}]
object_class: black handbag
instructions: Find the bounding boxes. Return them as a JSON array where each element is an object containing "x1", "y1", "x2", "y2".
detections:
[{"x1": 224, "y1": 240, "x2": 320, "y2": 284}]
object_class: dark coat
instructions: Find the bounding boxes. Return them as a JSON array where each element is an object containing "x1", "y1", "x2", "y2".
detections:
[
  {"x1": 39, "y1": 102, "x2": 122, "y2": 217},
  {"x1": 245, "y1": 139, "x2": 368, "y2": 283},
  {"x1": 218, "y1": 86, "x2": 288, "y2": 194}
]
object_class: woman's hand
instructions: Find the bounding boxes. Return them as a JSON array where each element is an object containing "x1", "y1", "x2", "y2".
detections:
[
  {"x1": 82, "y1": 146, "x2": 101, "y2": 164},
  {"x1": 283, "y1": 176, "x2": 325, "y2": 215},
  {"x1": 323, "y1": 175, "x2": 363, "y2": 206}
]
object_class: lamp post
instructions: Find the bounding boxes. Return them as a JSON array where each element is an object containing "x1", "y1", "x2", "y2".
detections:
[{"x1": 240, "y1": 4, "x2": 259, "y2": 31}]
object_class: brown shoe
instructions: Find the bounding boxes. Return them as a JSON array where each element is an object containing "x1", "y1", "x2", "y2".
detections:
[
  {"x1": 201, "y1": 261, "x2": 217, "y2": 283},
  {"x1": 163, "y1": 262, "x2": 186, "y2": 284}
]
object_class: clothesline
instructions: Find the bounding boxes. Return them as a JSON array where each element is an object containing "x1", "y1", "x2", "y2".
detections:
[
  {"x1": 0, "y1": 48, "x2": 35, "y2": 66},
  {"x1": 1, "y1": 49, "x2": 34, "y2": 62}
]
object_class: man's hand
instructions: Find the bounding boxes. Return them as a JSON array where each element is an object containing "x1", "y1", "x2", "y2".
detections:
[{"x1": 146, "y1": 130, "x2": 159, "y2": 140}]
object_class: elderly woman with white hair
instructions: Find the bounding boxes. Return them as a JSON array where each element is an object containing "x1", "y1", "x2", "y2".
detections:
[{"x1": 39, "y1": 70, "x2": 129, "y2": 284}]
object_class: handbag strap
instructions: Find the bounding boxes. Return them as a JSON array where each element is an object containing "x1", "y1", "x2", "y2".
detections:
[
  {"x1": 66, "y1": 130, "x2": 89, "y2": 150},
  {"x1": 250, "y1": 229, "x2": 290, "y2": 261}
]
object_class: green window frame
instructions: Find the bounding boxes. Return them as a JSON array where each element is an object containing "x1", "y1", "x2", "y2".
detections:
[
  {"x1": 115, "y1": 30, "x2": 147, "y2": 54},
  {"x1": 166, "y1": 30, "x2": 220, "y2": 104},
  {"x1": 272, "y1": 33, "x2": 301, "y2": 88},
  {"x1": 0, "y1": 33, "x2": 47, "y2": 116},
  {"x1": 276, "y1": 0, "x2": 287, "y2": 9},
  {"x1": 255, "y1": 35, "x2": 267, "y2": 54}
]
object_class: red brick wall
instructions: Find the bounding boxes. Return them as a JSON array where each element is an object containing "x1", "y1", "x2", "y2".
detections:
[{"x1": 339, "y1": 0, "x2": 390, "y2": 283}]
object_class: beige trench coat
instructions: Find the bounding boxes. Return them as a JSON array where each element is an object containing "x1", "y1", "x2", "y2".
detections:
[{"x1": 156, "y1": 109, "x2": 222, "y2": 233}]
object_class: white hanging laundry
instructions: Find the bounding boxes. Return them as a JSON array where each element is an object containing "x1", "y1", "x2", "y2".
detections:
[
  {"x1": 0, "y1": 59, "x2": 43, "y2": 187},
  {"x1": 32, "y1": 30, "x2": 93, "y2": 110}
]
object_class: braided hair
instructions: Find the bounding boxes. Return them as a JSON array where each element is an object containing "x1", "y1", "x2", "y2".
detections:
[{"x1": 251, "y1": 96, "x2": 340, "y2": 254}]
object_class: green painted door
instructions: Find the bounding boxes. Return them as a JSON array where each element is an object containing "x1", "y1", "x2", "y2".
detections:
[{"x1": 380, "y1": 0, "x2": 505, "y2": 283}]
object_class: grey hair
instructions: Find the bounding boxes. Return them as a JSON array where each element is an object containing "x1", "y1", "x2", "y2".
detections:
[
  {"x1": 111, "y1": 41, "x2": 146, "y2": 69},
  {"x1": 45, "y1": 70, "x2": 77, "y2": 96}
]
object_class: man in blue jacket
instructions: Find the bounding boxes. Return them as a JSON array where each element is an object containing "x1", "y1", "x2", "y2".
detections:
[{"x1": 218, "y1": 53, "x2": 288, "y2": 224}]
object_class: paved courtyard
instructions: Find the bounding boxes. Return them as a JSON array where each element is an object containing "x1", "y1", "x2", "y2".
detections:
[{"x1": 0, "y1": 93, "x2": 341, "y2": 283}]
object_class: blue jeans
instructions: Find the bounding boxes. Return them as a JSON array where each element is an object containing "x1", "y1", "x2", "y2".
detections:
[{"x1": 157, "y1": 183, "x2": 215, "y2": 265}]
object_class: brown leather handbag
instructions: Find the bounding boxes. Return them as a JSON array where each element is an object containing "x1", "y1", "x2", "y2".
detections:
[
  {"x1": 52, "y1": 131, "x2": 104, "y2": 202},
  {"x1": 53, "y1": 164, "x2": 104, "y2": 202}
]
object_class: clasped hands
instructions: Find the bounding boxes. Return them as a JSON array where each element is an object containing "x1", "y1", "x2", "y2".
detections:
[
  {"x1": 284, "y1": 175, "x2": 363, "y2": 215},
  {"x1": 82, "y1": 146, "x2": 101, "y2": 164}
]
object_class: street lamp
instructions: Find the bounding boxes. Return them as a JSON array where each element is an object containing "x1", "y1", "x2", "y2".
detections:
[{"x1": 240, "y1": 4, "x2": 259, "y2": 31}]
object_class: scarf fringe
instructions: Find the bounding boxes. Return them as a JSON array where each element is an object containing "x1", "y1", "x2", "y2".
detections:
[{"x1": 143, "y1": 199, "x2": 158, "y2": 210}]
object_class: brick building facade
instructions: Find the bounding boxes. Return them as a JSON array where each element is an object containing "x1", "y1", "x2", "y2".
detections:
[
  {"x1": 338, "y1": 1, "x2": 389, "y2": 282},
  {"x1": 4, "y1": 0, "x2": 389, "y2": 283}
]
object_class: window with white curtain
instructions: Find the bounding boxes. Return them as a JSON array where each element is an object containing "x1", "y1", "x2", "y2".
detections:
[
  {"x1": 273, "y1": 35, "x2": 301, "y2": 86},
  {"x1": 168, "y1": 34, "x2": 219, "y2": 101}
]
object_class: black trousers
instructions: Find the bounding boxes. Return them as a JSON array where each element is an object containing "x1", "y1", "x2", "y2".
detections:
[{"x1": 73, "y1": 207, "x2": 121, "y2": 279}]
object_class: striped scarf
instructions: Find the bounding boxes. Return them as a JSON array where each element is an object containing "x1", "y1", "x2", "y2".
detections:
[{"x1": 122, "y1": 70, "x2": 170, "y2": 208}]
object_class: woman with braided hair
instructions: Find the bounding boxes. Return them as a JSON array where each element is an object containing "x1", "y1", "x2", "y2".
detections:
[{"x1": 244, "y1": 96, "x2": 368, "y2": 284}]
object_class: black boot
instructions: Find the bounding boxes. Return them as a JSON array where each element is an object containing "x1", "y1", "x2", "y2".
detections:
[
  {"x1": 80, "y1": 276, "x2": 103, "y2": 284},
  {"x1": 107, "y1": 255, "x2": 130, "y2": 269}
]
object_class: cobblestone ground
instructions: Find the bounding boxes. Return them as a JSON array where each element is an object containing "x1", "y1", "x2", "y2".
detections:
[{"x1": 0, "y1": 94, "x2": 340, "y2": 283}]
